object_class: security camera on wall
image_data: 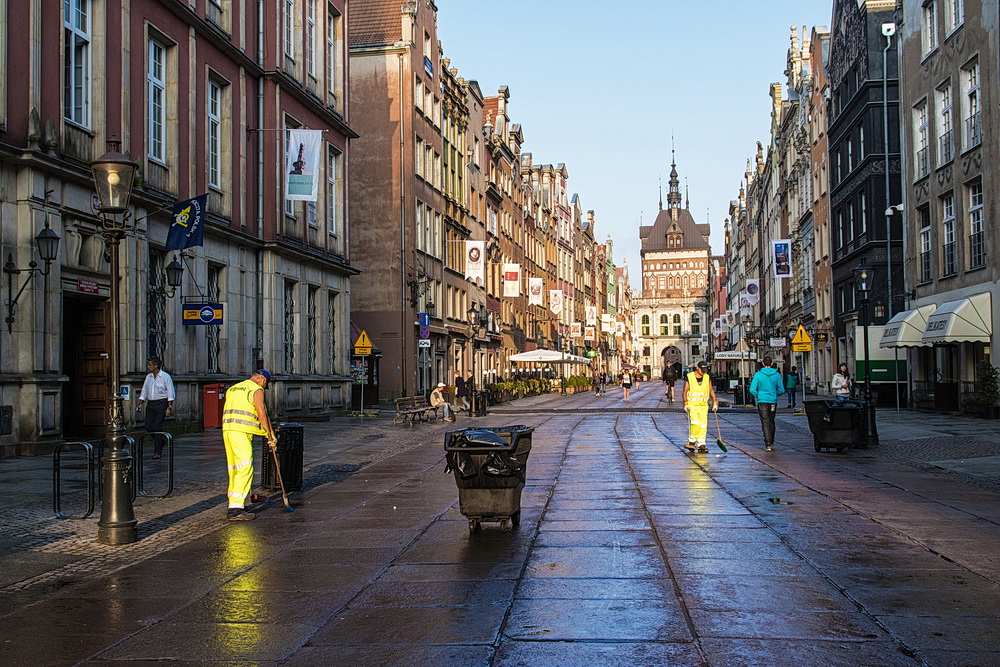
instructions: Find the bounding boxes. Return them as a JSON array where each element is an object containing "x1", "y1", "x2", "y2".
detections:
[{"x1": 881, "y1": 23, "x2": 896, "y2": 37}]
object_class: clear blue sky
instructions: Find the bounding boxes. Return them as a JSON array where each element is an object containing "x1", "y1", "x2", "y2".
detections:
[{"x1": 436, "y1": 0, "x2": 833, "y2": 281}]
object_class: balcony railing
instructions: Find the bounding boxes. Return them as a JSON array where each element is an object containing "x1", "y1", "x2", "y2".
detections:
[
  {"x1": 969, "y1": 231, "x2": 985, "y2": 269},
  {"x1": 915, "y1": 146, "x2": 929, "y2": 179},
  {"x1": 965, "y1": 112, "x2": 981, "y2": 150},
  {"x1": 939, "y1": 130, "x2": 953, "y2": 164}
]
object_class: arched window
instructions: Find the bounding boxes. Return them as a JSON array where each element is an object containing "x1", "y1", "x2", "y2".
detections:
[
  {"x1": 660, "y1": 314, "x2": 669, "y2": 324},
  {"x1": 691, "y1": 313, "x2": 701, "y2": 335},
  {"x1": 668, "y1": 276, "x2": 674, "y2": 288},
  {"x1": 641, "y1": 314, "x2": 650, "y2": 324},
  {"x1": 683, "y1": 275, "x2": 689, "y2": 287},
  {"x1": 672, "y1": 313, "x2": 681, "y2": 336},
  {"x1": 673, "y1": 314, "x2": 681, "y2": 323}
]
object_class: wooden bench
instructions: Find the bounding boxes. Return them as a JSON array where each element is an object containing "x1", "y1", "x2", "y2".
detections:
[{"x1": 392, "y1": 396, "x2": 442, "y2": 426}]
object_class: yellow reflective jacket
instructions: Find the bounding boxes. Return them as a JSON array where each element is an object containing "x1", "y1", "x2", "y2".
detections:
[
  {"x1": 222, "y1": 379, "x2": 266, "y2": 435},
  {"x1": 685, "y1": 372, "x2": 711, "y2": 405}
]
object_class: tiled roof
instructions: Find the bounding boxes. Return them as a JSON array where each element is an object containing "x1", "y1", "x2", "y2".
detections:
[
  {"x1": 349, "y1": 0, "x2": 402, "y2": 47},
  {"x1": 639, "y1": 208, "x2": 711, "y2": 251}
]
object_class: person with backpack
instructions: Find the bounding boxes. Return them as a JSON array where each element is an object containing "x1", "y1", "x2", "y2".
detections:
[
  {"x1": 785, "y1": 366, "x2": 799, "y2": 408},
  {"x1": 662, "y1": 365, "x2": 678, "y2": 404}
]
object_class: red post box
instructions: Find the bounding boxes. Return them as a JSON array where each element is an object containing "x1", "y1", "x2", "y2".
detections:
[{"x1": 203, "y1": 383, "x2": 227, "y2": 428}]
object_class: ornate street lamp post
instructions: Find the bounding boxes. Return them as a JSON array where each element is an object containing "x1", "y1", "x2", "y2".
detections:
[
  {"x1": 853, "y1": 260, "x2": 879, "y2": 447},
  {"x1": 467, "y1": 303, "x2": 489, "y2": 416},
  {"x1": 91, "y1": 140, "x2": 139, "y2": 545}
]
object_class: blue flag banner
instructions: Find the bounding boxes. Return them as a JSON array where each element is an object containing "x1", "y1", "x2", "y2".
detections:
[{"x1": 165, "y1": 194, "x2": 208, "y2": 251}]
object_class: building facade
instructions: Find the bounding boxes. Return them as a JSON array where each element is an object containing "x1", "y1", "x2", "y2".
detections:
[{"x1": 1, "y1": 0, "x2": 354, "y2": 455}]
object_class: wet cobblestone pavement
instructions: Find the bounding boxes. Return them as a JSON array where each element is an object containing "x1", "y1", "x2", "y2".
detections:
[{"x1": 2, "y1": 382, "x2": 998, "y2": 665}]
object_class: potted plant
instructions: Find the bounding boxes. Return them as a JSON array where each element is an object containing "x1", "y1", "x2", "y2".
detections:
[{"x1": 976, "y1": 360, "x2": 1000, "y2": 419}]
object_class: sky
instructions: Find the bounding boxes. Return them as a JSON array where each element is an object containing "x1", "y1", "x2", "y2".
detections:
[{"x1": 436, "y1": 0, "x2": 834, "y2": 281}]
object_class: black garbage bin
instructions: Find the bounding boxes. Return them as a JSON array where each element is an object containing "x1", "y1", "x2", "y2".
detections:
[
  {"x1": 470, "y1": 390, "x2": 488, "y2": 417},
  {"x1": 804, "y1": 400, "x2": 862, "y2": 452},
  {"x1": 732, "y1": 385, "x2": 755, "y2": 406},
  {"x1": 444, "y1": 425, "x2": 533, "y2": 533},
  {"x1": 260, "y1": 422, "x2": 304, "y2": 491}
]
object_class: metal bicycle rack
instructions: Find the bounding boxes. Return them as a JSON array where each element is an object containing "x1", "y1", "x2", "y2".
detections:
[
  {"x1": 134, "y1": 432, "x2": 174, "y2": 498},
  {"x1": 52, "y1": 442, "x2": 96, "y2": 519}
]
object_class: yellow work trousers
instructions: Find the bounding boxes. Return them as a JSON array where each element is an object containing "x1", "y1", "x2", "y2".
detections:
[
  {"x1": 688, "y1": 404, "x2": 709, "y2": 446},
  {"x1": 223, "y1": 430, "x2": 255, "y2": 508}
]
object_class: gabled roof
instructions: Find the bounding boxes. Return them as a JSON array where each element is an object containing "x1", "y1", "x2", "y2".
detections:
[
  {"x1": 349, "y1": 0, "x2": 403, "y2": 48},
  {"x1": 639, "y1": 208, "x2": 711, "y2": 252}
]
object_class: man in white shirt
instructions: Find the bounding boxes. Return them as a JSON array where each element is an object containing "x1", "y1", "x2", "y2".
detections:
[{"x1": 137, "y1": 356, "x2": 175, "y2": 459}]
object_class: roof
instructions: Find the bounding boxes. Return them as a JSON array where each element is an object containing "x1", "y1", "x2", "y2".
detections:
[
  {"x1": 348, "y1": 0, "x2": 402, "y2": 48},
  {"x1": 638, "y1": 208, "x2": 711, "y2": 252}
]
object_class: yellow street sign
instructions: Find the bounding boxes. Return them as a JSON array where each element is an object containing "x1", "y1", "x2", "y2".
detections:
[
  {"x1": 792, "y1": 342, "x2": 812, "y2": 352},
  {"x1": 791, "y1": 325, "x2": 812, "y2": 345},
  {"x1": 354, "y1": 330, "x2": 373, "y2": 356}
]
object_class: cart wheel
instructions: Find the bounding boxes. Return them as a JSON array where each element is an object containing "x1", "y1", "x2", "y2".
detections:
[
  {"x1": 468, "y1": 519, "x2": 480, "y2": 533},
  {"x1": 511, "y1": 510, "x2": 521, "y2": 527},
  {"x1": 502, "y1": 518, "x2": 513, "y2": 533},
  {"x1": 814, "y1": 444, "x2": 822, "y2": 452}
]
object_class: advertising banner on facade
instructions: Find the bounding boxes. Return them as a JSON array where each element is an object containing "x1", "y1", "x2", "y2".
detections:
[
  {"x1": 528, "y1": 277, "x2": 543, "y2": 305},
  {"x1": 712, "y1": 317, "x2": 723, "y2": 335},
  {"x1": 571, "y1": 322, "x2": 582, "y2": 338},
  {"x1": 465, "y1": 241, "x2": 484, "y2": 282},
  {"x1": 503, "y1": 263, "x2": 520, "y2": 297},
  {"x1": 585, "y1": 305, "x2": 597, "y2": 326},
  {"x1": 771, "y1": 240, "x2": 792, "y2": 278},
  {"x1": 726, "y1": 310, "x2": 737, "y2": 329},
  {"x1": 745, "y1": 278, "x2": 760, "y2": 305},
  {"x1": 585, "y1": 326, "x2": 596, "y2": 341},
  {"x1": 616, "y1": 321, "x2": 625, "y2": 335},
  {"x1": 601, "y1": 313, "x2": 613, "y2": 332},
  {"x1": 549, "y1": 289, "x2": 563, "y2": 315},
  {"x1": 285, "y1": 129, "x2": 323, "y2": 201},
  {"x1": 165, "y1": 194, "x2": 207, "y2": 251}
]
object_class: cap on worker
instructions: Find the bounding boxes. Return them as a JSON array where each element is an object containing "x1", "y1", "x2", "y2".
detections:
[
  {"x1": 255, "y1": 369, "x2": 271, "y2": 381},
  {"x1": 696, "y1": 360, "x2": 709, "y2": 370},
  {"x1": 436, "y1": 382, "x2": 446, "y2": 388}
]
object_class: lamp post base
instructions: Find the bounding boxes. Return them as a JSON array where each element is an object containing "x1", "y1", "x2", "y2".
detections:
[
  {"x1": 860, "y1": 398, "x2": 880, "y2": 448},
  {"x1": 97, "y1": 396, "x2": 138, "y2": 545}
]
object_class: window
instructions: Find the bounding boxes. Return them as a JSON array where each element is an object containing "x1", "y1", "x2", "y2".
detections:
[
  {"x1": 284, "y1": 281, "x2": 296, "y2": 373},
  {"x1": 207, "y1": 79, "x2": 222, "y2": 189},
  {"x1": 659, "y1": 314, "x2": 668, "y2": 336},
  {"x1": 672, "y1": 313, "x2": 681, "y2": 336},
  {"x1": 913, "y1": 101, "x2": 929, "y2": 178},
  {"x1": 207, "y1": 265, "x2": 222, "y2": 373},
  {"x1": 859, "y1": 193, "x2": 867, "y2": 235},
  {"x1": 938, "y1": 83, "x2": 953, "y2": 164},
  {"x1": 919, "y1": 207, "x2": 932, "y2": 282},
  {"x1": 943, "y1": 0, "x2": 963, "y2": 33},
  {"x1": 146, "y1": 250, "x2": 167, "y2": 360},
  {"x1": 327, "y1": 292, "x2": 338, "y2": 374},
  {"x1": 691, "y1": 313, "x2": 701, "y2": 336},
  {"x1": 942, "y1": 194, "x2": 956, "y2": 276},
  {"x1": 63, "y1": 0, "x2": 91, "y2": 126},
  {"x1": 968, "y1": 182, "x2": 984, "y2": 269},
  {"x1": 306, "y1": 0, "x2": 316, "y2": 78},
  {"x1": 284, "y1": 121, "x2": 300, "y2": 217},
  {"x1": 283, "y1": 0, "x2": 295, "y2": 59},
  {"x1": 306, "y1": 287, "x2": 317, "y2": 374},
  {"x1": 962, "y1": 61, "x2": 980, "y2": 150},
  {"x1": 922, "y1": 1, "x2": 938, "y2": 54},
  {"x1": 326, "y1": 145, "x2": 343, "y2": 240},
  {"x1": 147, "y1": 39, "x2": 166, "y2": 162},
  {"x1": 326, "y1": 9, "x2": 343, "y2": 109}
]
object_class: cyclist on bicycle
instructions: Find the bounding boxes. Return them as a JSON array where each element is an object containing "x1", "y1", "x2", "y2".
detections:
[{"x1": 662, "y1": 365, "x2": 678, "y2": 404}]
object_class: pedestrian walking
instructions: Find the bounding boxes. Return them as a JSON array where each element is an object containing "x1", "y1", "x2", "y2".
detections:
[
  {"x1": 832, "y1": 363, "x2": 853, "y2": 399},
  {"x1": 430, "y1": 382, "x2": 454, "y2": 421},
  {"x1": 137, "y1": 356, "x2": 175, "y2": 459},
  {"x1": 221, "y1": 370, "x2": 277, "y2": 521},
  {"x1": 621, "y1": 370, "x2": 633, "y2": 401},
  {"x1": 750, "y1": 356, "x2": 785, "y2": 452},
  {"x1": 456, "y1": 374, "x2": 470, "y2": 412},
  {"x1": 683, "y1": 361, "x2": 718, "y2": 452},
  {"x1": 785, "y1": 366, "x2": 800, "y2": 408}
]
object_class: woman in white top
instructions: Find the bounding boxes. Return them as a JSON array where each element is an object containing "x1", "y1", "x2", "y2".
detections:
[
  {"x1": 621, "y1": 371, "x2": 633, "y2": 401},
  {"x1": 831, "y1": 362, "x2": 852, "y2": 398}
]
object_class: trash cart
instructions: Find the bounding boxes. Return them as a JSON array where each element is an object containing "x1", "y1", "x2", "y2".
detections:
[
  {"x1": 804, "y1": 400, "x2": 862, "y2": 452},
  {"x1": 260, "y1": 422, "x2": 304, "y2": 491},
  {"x1": 444, "y1": 425, "x2": 533, "y2": 533}
]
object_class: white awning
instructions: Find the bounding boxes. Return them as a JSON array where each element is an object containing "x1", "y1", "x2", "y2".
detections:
[
  {"x1": 922, "y1": 292, "x2": 992, "y2": 344},
  {"x1": 879, "y1": 304, "x2": 936, "y2": 348},
  {"x1": 508, "y1": 349, "x2": 591, "y2": 364}
]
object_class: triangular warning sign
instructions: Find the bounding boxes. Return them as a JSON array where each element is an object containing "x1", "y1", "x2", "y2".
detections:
[
  {"x1": 791, "y1": 325, "x2": 812, "y2": 345},
  {"x1": 355, "y1": 330, "x2": 373, "y2": 348}
]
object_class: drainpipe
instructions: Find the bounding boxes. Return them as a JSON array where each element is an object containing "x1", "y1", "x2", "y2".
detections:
[
  {"x1": 399, "y1": 51, "x2": 407, "y2": 396},
  {"x1": 256, "y1": 0, "x2": 266, "y2": 370}
]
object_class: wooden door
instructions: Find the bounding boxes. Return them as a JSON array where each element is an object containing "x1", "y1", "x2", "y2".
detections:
[{"x1": 63, "y1": 296, "x2": 109, "y2": 438}]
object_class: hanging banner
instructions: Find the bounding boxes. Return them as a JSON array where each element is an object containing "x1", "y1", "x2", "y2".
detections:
[
  {"x1": 585, "y1": 326, "x2": 596, "y2": 341},
  {"x1": 771, "y1": 240, "x2": 792, "y2": 278},
  {"x1": 528, "y1": 277, "x2": 543, "y2": 305},
  {"x1": 726, "y1": 310, "x2": 737, "y2": 329},
  {"x1": 503, "y1": 263, "x2": 520, "y2": 297},
  {"x1": 745, "y1": 278, "x2": 760, "y2": 305},
  {"x1": 571, "y1": 322, "x2": 582, "y2": 338},
  {"x1": 712, "y1": 317, "x2": 723, "y2": 336},
  {"x1": 740, "y1": 294, "x2": 753, "y2": 318},
  {"x1": 465, "y1": 241, "x2": 484, "y2": 282},
  {"x1": 549, "y1": 289, "x2": 563, "y2": 315},
  {"x1": 601, "y1": 313, "x2": 614, "y2": 332},
  {"x1": 615, "y1": 321, "x2": 625, "y2": 335},
  {"x1": 285, "y1": 129, "x2": 323, "y2": 201},
  {"x1": 585, "y1": 305, "x2": 597, "y2": 326},
  {"x1": 165, "y1": 194, "x2": 208, "y2": 251}
]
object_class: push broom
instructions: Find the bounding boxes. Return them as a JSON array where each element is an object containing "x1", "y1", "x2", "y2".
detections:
[
  {"x1": 713, "y1": 410, "x2": 729, "y2": 453},
  {"x1": 269, "y1": 441, "x2": 295, "y2": 513}
]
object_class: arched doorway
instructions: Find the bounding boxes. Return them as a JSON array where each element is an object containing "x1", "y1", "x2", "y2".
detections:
[{"x1": 661, "y1": 346, "x2": 682, "y2": 376}]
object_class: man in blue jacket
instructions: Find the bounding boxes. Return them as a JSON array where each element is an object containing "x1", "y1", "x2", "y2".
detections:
[{"x1": 749, "y1": 356, "x2": 785, "y2": 452}]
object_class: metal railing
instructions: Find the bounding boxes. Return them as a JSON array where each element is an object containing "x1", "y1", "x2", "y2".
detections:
[
  {"x1": 52, "y1": 442, "x2": 96, "y2": 519},
  {"x1": 969, "y1": 231, "x2": 985, "y2": 269},
  {"x1": 134, "y1": 432, "x2": 175, "y2": 498}
]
